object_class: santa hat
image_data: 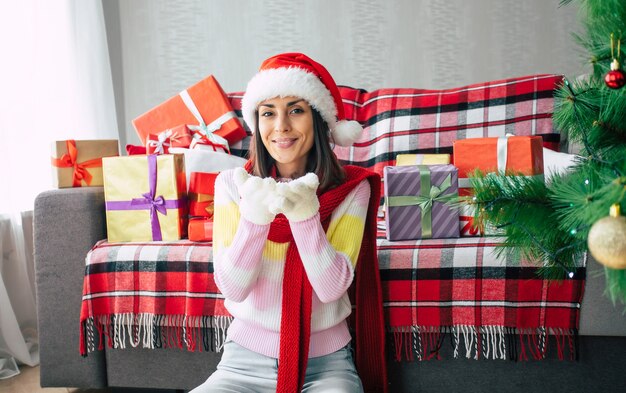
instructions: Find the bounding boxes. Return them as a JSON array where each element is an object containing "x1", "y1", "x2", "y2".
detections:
[{"x1": 241, "y1": 52, "x2": 362, "y2": 147}]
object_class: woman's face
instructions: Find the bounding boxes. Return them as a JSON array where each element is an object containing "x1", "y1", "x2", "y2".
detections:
[{"x1": 257, "y1": 96, "x2": 315, "y2": 178}]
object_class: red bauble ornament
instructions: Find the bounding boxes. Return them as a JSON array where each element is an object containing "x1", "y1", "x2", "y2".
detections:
[
  {"x1": 605, "y1": 59, "x2": 626, "y2": 89},
  {"x1": 605, "y1": 70, "x2": 626, "y2": 89}
]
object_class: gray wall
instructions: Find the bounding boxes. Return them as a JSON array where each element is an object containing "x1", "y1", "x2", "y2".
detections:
[{"x1": 102, "y1": 0, "x2": 585, "y2": 147}]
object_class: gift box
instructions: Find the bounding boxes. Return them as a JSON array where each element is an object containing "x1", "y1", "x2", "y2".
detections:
[
  {"x1": 395, "y1": 153, "x2": 451, "y2": 166},
  {"x1": 459, "y1": 206, "x2": 484, "y2": 237},
  {"x1": 169, "y1": 147, "x2": 247, "y2": 187},
  {"x1": 453, "y1": 135, "x2": 544, "y2": 196},
  {"x1": 188, "y1": 217, "x2": 213, "y2": 242},
  {"x1": 51, "y1": 139, "x2": 119, "y2": 188},
  {"x1": 133, "y1": 75, "x2": 246, "y2": 150},
  {"x1": 384, "y1": 164, "x2": 459, "y2": 240},
  {"x1": 453, "y1": 135, "x2": 543, "y2": 236},
  {"x1": 146, "y1": 125, "x2": 194, "y2": 154},
  {"x1": 459, "y1": 205, "x2": 507, "y2": 237},
  {"x1": 126, "y1": 144, "x2": 147, "y2": 155},
  {"x1": 103, "y1": 154, "x2": 187, "y2": 242},
  {"x1": 189, "y1": 172, "x2": 217, "y2": 217}
]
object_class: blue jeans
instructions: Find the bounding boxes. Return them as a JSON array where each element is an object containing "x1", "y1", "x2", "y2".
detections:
[{"x1": 189, "y1": 341, "x2": 364, "y2": 393}]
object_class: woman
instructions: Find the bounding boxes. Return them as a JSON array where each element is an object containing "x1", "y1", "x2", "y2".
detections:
[{"x1": 191, "y1": 53, "x2": 387, "y2": 393}]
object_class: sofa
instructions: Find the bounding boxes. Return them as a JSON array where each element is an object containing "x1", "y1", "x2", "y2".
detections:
[{"x1": 34, "y1": 76, "x2": 626, "y2": 393}]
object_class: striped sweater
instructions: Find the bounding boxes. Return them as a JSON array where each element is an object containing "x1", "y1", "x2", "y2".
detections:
[{"x1": 212, "y1": 168, "x2": 371, "y2": 359}]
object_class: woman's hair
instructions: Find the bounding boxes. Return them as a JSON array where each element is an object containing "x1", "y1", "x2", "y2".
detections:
[{"x1": 248, "y1": 106, "x2": 346, "y2": 192}]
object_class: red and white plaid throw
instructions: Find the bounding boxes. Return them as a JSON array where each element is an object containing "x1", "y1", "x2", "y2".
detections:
[
  {"x1": 227, "y1": 74, "x2": 564, "y2": 177},
  {"x1": 376, "y1": 230, "x2": 585, "y2": 361},
  {"x1": 80, "y1": 222, "x2": 585, "y2": 361}
]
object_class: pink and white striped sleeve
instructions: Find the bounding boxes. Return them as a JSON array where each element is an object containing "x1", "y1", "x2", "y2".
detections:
[
  {"x1": 212, "y1": 170, "x2": 270, "y2": 303},
  {"x1": 289, "y1": 180, "x2": 370, "y2": 303}
]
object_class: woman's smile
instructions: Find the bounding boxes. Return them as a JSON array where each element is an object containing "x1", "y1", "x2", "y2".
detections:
[
  {"x1": 258, "y1": 96, "x2": 315, "y2": 178},
  {"x1": 272, "y1": 137, "x2": 298, "y2": 149}
]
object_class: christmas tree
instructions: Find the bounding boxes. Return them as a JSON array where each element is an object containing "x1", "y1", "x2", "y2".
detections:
[{"x1": 469, "y1": 0, "x2": 626, "y2": 304}]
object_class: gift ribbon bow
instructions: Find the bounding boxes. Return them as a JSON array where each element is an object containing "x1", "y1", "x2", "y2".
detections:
[
  {"x1": 179, "y1": 89, "x2": 235, "y2": 153},
  {"x1": 132, "y1": 155, "x2": 168, "y2": 240},
  {"x1": 51, "y1": 140, "x2": 103, "y2": 187},
  {"x1": 147, "y1": 129, "x2": 173, "y2": 154},
  {"x1": 105, "y1": 155, "x2": 184, "y2": 241},
  {"x1": 386, "y1": 166, "x2": 456, "y2": 238}
]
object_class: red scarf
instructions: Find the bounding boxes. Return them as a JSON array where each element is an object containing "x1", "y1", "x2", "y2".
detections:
[{"x1": 244, "y1": 162, "x2": 388, "y2": 392}]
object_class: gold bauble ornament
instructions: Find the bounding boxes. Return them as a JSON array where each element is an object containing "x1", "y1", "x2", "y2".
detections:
[{"x1": 587, "y1": 204, "x2": 626, "y2": 269}]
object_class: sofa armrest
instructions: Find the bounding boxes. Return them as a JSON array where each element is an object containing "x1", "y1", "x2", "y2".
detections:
[
  {"x1": 579, "y1": 255, "x2": 626, "y2": 336},
  {"x1": 34, "y1": 187, "x2": 108, "y2": 388}
]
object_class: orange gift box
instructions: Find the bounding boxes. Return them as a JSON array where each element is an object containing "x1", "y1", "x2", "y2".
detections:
[
  {"x1": 189, "y1": 217, "x2": 213, "y2": 242},
  {"x1": 51, "y1": 139, "x2": 119, "y2": 188},
  {"x1": 133, "y1": 75, "x2": 246, "y2": 148},
  {"x1": 189, "y1": 172, "x2": 218, "y2": 217},
  {"x1": 454, "y1": 135, "x2": 543, "y2": 237},
  {"x1": 146, "y1": 125, "x2": 194, "y2": 154},
  {"x1": 453, "y1": 135, "x2": 544, "y2": 196}
]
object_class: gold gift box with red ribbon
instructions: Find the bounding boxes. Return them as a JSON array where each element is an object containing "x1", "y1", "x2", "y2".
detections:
[
  {"x1": 189, "y1": 172, "x2": 218, "y2": 217},
  {"x1": 51, "y1": 139, "x2": 119, "y2": 188},
  {"x1": 132, "y1": 75, "x2": 246, "y2": 152}
]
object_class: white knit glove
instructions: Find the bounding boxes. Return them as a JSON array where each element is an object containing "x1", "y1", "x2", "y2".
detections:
[
  {"x1": 269, "y1": 173, "x2": 320, "y2": 222},
  {"x1": 232, "y1": 167, "x2": 277, "y2": 225}
]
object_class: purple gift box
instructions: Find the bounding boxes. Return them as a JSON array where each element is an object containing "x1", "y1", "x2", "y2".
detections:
[{"x1": 384, "y1": 164, "x2": 460, "y2": 240}]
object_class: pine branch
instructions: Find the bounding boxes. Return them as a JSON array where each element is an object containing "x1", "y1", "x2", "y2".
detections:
[
  {"x1": 605, "y1": 268, "x2": 626, "y2": 305},
  {"x1": 469, "y1": 0, "x2": 626, "y2": 304},
  {"x1": 555, "y1": 78, "x2": 626, "y2": 177},
  {"x1": 469, "y1": 173, "x2": 584, "y2": 278}
]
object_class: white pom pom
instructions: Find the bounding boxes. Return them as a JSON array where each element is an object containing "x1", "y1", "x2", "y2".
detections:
[{"x1": 331, "y1": 120, "x2": 363, "y2": 147}]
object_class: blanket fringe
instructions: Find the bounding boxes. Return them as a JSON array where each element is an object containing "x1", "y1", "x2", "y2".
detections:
[
  {"x1": 80, "y1": 314, "x2": 233, "y2": 356},
  {"x1": 80, "y1": 317, "x2": 578, "y2": 361},
  {"x1": 389, "y1": 325, "x2": 578, "y2": 362}
]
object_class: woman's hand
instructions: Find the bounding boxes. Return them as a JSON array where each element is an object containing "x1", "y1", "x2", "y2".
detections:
[
  {"x1": 232, "y1": 167, "x2": 278, "y2": 225},
  {"x1": 270, "y1": 173, "x2": 320, "y2": 222}
]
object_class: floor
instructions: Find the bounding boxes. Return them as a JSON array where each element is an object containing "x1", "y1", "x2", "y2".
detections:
[
  {"x1": 0, "y1": 366, "x2": 180, "y2": 393},
  {"x1": 0, "y1": 365, "x2": 96, "y2": 393}
]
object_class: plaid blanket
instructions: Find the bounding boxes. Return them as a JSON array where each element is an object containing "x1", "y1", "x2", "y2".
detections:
[
  {"x1": 80, "y1": 224, "x2": 585, "y2": 361},
  {"x1": 227, "y1": 74, "x2": 564, "y2": 177}
]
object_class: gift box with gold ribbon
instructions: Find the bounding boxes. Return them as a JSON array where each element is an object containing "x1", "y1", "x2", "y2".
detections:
[
  {"x1": 51, "y1": 139, "x2": 119, "y2": 188},
  {"x1": 133, "y1": 75, "x2": 246, "y2": 153},
  {"x1": 103, "y1": 154, "x2": 187, "y2": 242},
  {"x1": 453, "y1": 135, "x2": 544, "y2": 236},
  {"x1": 189, "y1": 172, "x2": 218, "y2": 217},
  {"x1": 384, "y1": 164, "x2": 459, "y2": 240},
  {"x1": 188, "y1": 217, "x2": 213, "y2": 242}
]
